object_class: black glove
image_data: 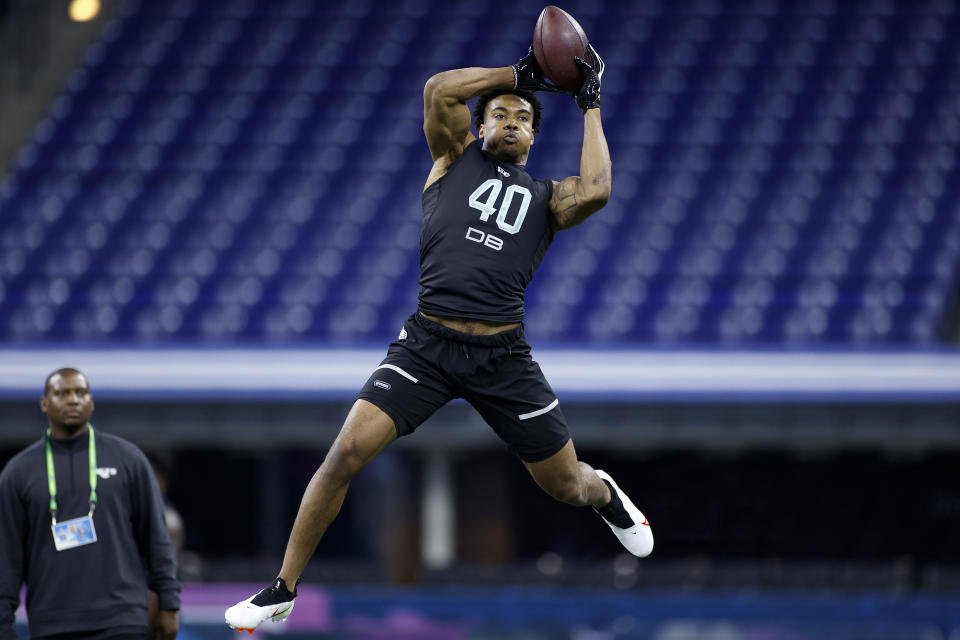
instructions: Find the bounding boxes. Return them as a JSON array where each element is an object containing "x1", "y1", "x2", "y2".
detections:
[
  {"x1": 574, "y1": 44, "x2": 605, "y2": 113},
  {"x1": 512, "y1": 46, "x2": 566, "y2": 93}
]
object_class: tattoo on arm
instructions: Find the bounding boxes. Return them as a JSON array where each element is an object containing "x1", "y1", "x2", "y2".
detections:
[
  {"x1": 553, "y1": 180, "x2": 580, "y2": 220},
  {"x1": 551, "y1": 176, "x2": 608, "y2": 230}
]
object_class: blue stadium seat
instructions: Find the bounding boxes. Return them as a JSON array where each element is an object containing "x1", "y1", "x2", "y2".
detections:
[{"x1": 1, "y1": 0, "x2": 958, "y2": 346}]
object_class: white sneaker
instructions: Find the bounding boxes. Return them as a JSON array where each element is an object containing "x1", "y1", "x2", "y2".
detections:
[
  {"x1": 225, "y1": 578, "x2": 297, "y2": 633},
  {"x1": 594, "y1": 469, "x2": 654, "y2": 557}
]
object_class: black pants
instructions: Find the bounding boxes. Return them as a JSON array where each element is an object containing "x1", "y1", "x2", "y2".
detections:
[{"x1": 358, "y1": 312, "x2": 571, "y2": 462}]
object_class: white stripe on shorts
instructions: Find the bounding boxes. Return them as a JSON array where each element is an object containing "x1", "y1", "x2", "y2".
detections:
[
  {"x1": 374, "y1": 364, "x2": 418, "y2": 383},
  {"x1": 517, "y1": 398, "x2": 559, "y2": 421}
]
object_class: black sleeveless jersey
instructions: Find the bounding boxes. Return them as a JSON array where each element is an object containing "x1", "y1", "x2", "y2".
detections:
[{"x1": 418, "y1": 140, "x2": 555, "y2": 323}]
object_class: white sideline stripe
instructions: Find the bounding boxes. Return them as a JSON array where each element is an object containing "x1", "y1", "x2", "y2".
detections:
[
  {"x1": 0, "y1": 349, "x2": 959, "y2": 399},
  {"x1": 518, "y1": 398, "x2": 559, "y2": 421},
  {"x1": 375, "y1": 364, "x2": 418, "y2": 383}
]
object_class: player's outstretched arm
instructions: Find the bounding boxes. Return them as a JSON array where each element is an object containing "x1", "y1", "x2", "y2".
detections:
[
  {"x1": 550, "y1": 45, "x2": 611, "y2": 231},
  {"x1": 422, "y1": 66, "x2": 513, "y2": 184}
]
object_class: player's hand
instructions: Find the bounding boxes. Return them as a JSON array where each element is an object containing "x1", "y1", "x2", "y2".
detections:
[
  {"x1": 574, "y1": 44, "x2": 605, "y2": 113},
  {"x1": 512, "y1": 46, "x2": 566, "y2": 93},
  {"x1": 154, "y1": 609, "x2": 179, "y2": 640}
]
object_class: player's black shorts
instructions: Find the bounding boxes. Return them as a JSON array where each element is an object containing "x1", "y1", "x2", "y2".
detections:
[{"x1": 357, "y1": 312, "x2": 570, "y2": 463}]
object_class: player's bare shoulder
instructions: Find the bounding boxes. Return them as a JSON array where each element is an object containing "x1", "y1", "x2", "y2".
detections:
[{"x1": 424, "y1": 135, "x2": 475, "y2": 191}]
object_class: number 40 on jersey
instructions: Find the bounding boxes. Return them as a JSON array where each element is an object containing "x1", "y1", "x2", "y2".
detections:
[{"x1": 465, "y1": 178, "x2": 532, "y2": 252}]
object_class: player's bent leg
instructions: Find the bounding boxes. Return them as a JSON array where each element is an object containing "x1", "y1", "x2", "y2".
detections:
[
  {"x1": 225, "y1": 400, "x2": 397, "y2": 633},
  {"x1": 524, "y1": 440, "x2": 654, "y2": 558},
  {"x1": 524, "y1": 439, "x2": 606, "y2": 507},
  {"x1": 278, "y1": 399, "x2": 397, "y2": 581}
]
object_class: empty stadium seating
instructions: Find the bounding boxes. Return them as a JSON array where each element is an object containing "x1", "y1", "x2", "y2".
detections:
[{"x1": 1, "y1": 0, "x2": 958, "y2": 346}]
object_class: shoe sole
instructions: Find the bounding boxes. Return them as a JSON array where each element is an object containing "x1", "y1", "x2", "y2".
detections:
[{"x1": 595, "y1": 469, "x2": 654, "y2": 557}]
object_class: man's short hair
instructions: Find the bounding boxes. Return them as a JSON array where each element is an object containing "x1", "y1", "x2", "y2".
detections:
[
  {"x1": 473, "y1": 89, "x2": 543, "y2": 135},
  {"x1": 44, "y1": 367, "x2": 86, "y2": 395}
]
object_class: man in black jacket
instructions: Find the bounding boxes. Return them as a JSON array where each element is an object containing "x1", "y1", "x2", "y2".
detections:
[{"x1": 0, "y1": 368, "x2": 181, "y2": 640}]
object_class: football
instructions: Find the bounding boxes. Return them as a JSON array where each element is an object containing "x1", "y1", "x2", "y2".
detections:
[{"x1": 533, "y1": 6, "x2": 590, "y2": 93}]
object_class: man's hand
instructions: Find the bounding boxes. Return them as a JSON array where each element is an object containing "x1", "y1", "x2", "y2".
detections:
[
  {"x1": 154, "y1": 610, "x2": 179, "y2": 640},
  {"x1": 574, "y1": 44, "x2": 605, "y2": 113},
  {"x1": 512, "y1": 47, "x2": 566, "y2": 93}
]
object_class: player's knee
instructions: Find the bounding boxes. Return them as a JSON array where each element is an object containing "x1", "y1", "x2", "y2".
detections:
[{"x1": 322, "y1": 437, "x2": 366, "y2": 483}]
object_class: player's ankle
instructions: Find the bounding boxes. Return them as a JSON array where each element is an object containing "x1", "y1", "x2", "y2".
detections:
[
  {"x1": 273, "y1": 571, "x2": 300, "y2": 591},
  {"x1": 596, "y1": 476, "x2": 613, "y2": 507},
  {"x1": 269, "y1": 576, "x2": 299, "y2": 599},
  {"x1": 594, "y1": 479, "x2": 633, "y2": 528}
]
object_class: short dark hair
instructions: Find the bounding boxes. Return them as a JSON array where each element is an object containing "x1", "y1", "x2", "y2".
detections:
[
  {"x1": 473, "y1": 90, "x2": 543, "y2": 135},
  {"x1": 44, "y1": 367, "x2": 86, "y2": 394}
]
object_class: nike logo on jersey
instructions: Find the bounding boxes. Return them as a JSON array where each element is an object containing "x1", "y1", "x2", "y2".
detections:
[{"x1": 497, "y1": 166, "x2": 511, "y2": 178}]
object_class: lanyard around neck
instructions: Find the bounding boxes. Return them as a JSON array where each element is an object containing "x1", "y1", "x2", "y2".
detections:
[{"x1": 45, "y1": 425, "x2": 97, "y2": 524}]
